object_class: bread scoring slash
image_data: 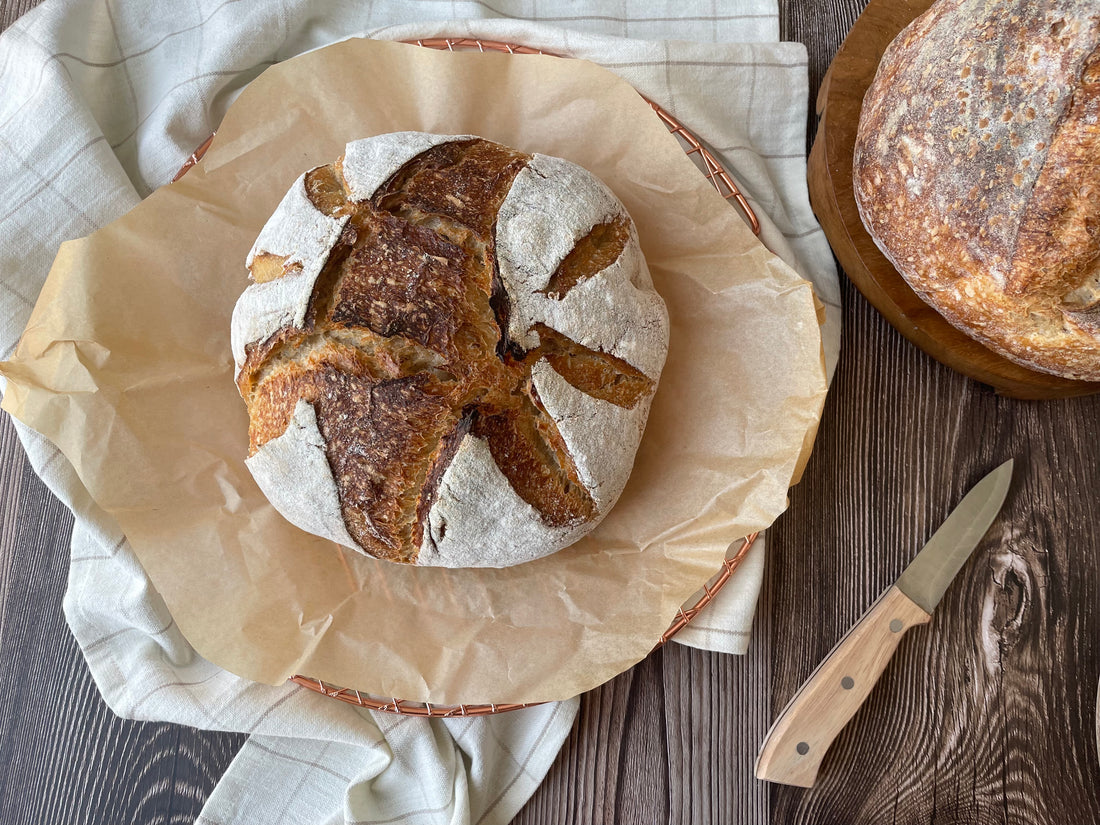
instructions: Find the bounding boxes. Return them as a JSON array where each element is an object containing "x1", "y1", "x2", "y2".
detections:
[
  {"x1": 853, "y1": 0, "x2": 1100, "y2": 380},
  {"x1": 231, "y1": 133, "x2": 669, "y2": 568}
]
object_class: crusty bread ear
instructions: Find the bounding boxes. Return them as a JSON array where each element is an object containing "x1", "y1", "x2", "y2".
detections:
[
  {"x1": 232, "y1": 134, "x2": 669, "y2": 568},
  {"x1": 853, "y1": 0, "x2": 1100, "y2": 380}
]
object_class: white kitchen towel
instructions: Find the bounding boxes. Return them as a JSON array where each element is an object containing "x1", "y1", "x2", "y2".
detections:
[{"x1": 0, "y1": 1, "x2": 839, "y2": 823}]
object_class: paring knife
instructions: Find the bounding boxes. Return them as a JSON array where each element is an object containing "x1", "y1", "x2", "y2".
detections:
[{"x1": 754, "y1": 459, "x2": 1014, "y2": 788}]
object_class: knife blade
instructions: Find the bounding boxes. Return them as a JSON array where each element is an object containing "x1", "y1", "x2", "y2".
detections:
[{"x1": 754, "y1": 459, "x2": 1014, "y2": 788}]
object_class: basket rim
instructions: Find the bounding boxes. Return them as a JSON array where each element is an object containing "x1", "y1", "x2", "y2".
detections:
[
  {"x1": 176, "y1": 37, "x2": 769, "y2": 716},
  {"x1": 289, "y1": 532, "x2": 759, "y2": 716}
]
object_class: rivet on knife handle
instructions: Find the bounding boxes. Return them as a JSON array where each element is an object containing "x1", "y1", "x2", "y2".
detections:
[
  {"x1": 754, "y1": 461, "x2": 1013, "y2": 788},
  {"x1": 754, "y1": 585, "x2": 931, "y2": 787}
]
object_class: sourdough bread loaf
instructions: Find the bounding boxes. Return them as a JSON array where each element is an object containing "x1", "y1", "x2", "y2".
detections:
[
  {"x1": 853, "y1": 0, "x2": 1100, "y2": 380},
  {"x1": 231, "y1": 133, "x2": 669, "y2": 568}
]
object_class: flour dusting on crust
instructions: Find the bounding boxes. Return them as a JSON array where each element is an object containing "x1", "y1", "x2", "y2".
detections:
[
  {"x1": 417, "y1": 432, "x2": 590, "y2": 568},
  {"x1": 235, "y1": 134, "x2": 670, "y2": 567},
  {"x1": 245, "y1": 174, "x2": 349, "y2": 278},
  {"x1": 341, "y1": 132, "x2": 476, "y2": 202},
  {"x1": 245, "y1": 398, "x2": 366, "y2": 551},
  {"x1": 529, "y1": 359, "x2": 649, "y2": 510},
  {"x1": 230, "y1": 271, "x2": 313, "y2": 373},
  {"x1": 231, "y1": 175, "x2": 348, "y2": 373},
  {"x1": 496, "y1": 155, "x2": 668, "y2": 378},
  {"x1": 537, "y1": 239, "x2": 668, "y2": 380}
]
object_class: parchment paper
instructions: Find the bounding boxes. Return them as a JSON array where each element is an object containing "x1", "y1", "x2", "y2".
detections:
[{"x1": 0, "y1": 39, "x2": 826, "y2": 704}]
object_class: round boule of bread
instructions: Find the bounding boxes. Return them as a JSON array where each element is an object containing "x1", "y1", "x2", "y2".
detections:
[
  {"x1": 231, "y1": 133, "x2": 669, "y2": 568},
  {"x1": 853, "y1": 0, "x2": 1100, "y2": 380}
]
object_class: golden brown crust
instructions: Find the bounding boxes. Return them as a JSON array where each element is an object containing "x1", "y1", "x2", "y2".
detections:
[
  {"x1": 236, "y1": 132, "x2": 668, "y2": 567},
  {"x1": 330, "y1": 211, "x2": 472, "y2": 354},
  {"x1": 413, "y1": 411, "x2": 474, "y2": 548},
  {"x1": 238, "y1": 137, "x2": 663, "y2": 562},
  {"x1": 472, "y1": 400, "x2": 596, "y2": 529},
  {"x1": 1011, "y1": 41, "x2": 1100, "y2": 298},
  {"x1": 304, "y1": 164, "x2": 356, "y2": 218},
  {"x1": 534, "y1": 324, "x2": 654, "y2": 409},
  {"x1": 244, "y1": 333, "x2": 420, "y2": 453},
  {"x1": 312, "y1": 371, "x2": 460, "y2": 563},
  {"x1": 853, "y1": 0, "x2": 1100, "y2": 380},
  {"x1": 539, "y1": 215, "x2": 631, "y2": 299},
  {"x1": 373, "y1": 139, "x2": 531, "y2": 237},
  {"x1": 249, "y1": 252, "x2": 300, "y2": 284}
]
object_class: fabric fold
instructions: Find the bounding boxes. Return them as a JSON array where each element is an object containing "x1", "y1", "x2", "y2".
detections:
[{"x1": 0, "y1": 1, "x2": 838, "y2": 822}]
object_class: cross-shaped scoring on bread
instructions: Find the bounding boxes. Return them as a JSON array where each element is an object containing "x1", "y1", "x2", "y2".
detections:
[{"x1": 231, "y1": 134, "x2": 669, "y2": 568}]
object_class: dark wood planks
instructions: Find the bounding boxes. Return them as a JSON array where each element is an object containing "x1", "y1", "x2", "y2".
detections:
[
  {"x1": 516, "y1": 639, "x2": 773, "y2": 825},
  {"x1": 779, "y1": 0, "x2": 865, "y2": 150},
  {"x1": 0, "y1": 0, "x2": 35, "y2": 32},
  {"x1": 0, "y1": 412, "x2": 247, "y2": 824},
  {"x1": 768, "y1": 286, "x2": 1100, "y2": 824},
  {"x1": 3, "y1": 1, "x2": 1100, "y2": 824}
]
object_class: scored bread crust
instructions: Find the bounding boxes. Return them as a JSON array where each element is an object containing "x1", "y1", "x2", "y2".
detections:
[
  {"x1": 232, "y1": 133, "x2": 669, "y2": 568},
  {"x1": 853, "y1": 0, "x2": 1100, "y2": 380}
]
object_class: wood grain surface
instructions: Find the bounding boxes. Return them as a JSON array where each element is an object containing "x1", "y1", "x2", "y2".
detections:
[
  {"x1": 2, "y1": 1, "x2": 1100, "y2": 824},
  {"x1": 0, "y1": 411, "x2": 247, "y2": 824},
  {"x1": 755, "y1": 585, "x2": 933, "y2": 789},
  {"x1": 0, "y1": 0, "x2": 33, "y2": 31}
]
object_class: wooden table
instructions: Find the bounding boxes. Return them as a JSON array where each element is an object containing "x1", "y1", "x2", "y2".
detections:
[{"x1": 2, "y1": 1, "x2": 1098, "y2": 823}]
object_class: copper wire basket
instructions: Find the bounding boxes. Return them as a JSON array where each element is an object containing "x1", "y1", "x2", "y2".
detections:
[
  {"x1": 292, "y1": 532, "x2": 759, "y2": 717},
  {"x1": 178, "y1": 38, "x2": 767, "y2": 716},
  {"x1": 177, "y1": 38, "x2": 761, "y2": 236}
]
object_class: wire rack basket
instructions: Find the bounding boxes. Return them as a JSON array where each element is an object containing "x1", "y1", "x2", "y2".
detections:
[
  {"x1": 291, "y1": 532, "x2": 759, "y2": 717},
  {"x1": 177, "y1": 38, "x2": 766, "y2": 716}
]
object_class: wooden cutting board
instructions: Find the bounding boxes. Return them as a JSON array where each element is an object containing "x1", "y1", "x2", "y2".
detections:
[{"x1": 807, "y1": 0, "x2": 1100, "y2": 400}]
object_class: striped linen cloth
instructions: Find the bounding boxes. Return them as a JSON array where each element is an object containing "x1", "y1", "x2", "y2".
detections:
[{"x1": 0, "y1": 1, "x2": 839, "y2": 822}]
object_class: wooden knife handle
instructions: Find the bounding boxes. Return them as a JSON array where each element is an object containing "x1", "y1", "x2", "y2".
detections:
[{"x1": 754, "y1": 585, "x2": 931, "y2": 787}]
